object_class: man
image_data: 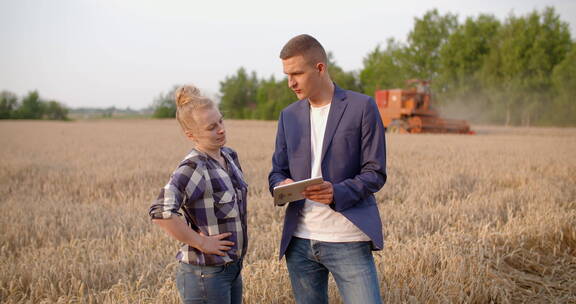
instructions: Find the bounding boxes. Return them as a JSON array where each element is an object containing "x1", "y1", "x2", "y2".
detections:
[{"x1": 268, "y1": 34, "x2": 387, "y2": 304}]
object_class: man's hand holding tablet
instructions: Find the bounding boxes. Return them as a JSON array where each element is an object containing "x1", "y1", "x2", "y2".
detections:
[{"x1": 273, "y1": 177, "x2": 327, "y2": 206}]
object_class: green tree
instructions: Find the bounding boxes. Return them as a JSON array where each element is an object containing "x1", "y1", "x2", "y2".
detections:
[
  {"x1": 549, "y1": 44, "x2": 576, "y2": 125},
  {"x1": 327, "y1": 52, "x2": 362, "y2": 92},
  {"x1": 438, "y1": 14, "x2": 500, "y2": 91},
  {"x1": 404, "y1": 9, "x2": 458, "y2": 81},
  {"x1": 432, "y1": 14, "x2": 501, "y2": 114},
  {"x1": 44, "y1": 100, "x2": 69, "y2": 120},
  {"x1": 360, "y1": 38, "x2": 408, "y2": 96},
  {"x1": 152, "y1": 86, "x2": 179, "y2": 118},
  {"x1": 0, "y1": 91, "x2": 18, "y2": 119},
  {"x1": 480, "y1": 7, "x2": 572, "y2": 125},
  {"x1": 254, "y1": 76, "x2": 294, "y2": 120},
  {"x1": 359, "y1": 10, "x2": 458, "y2": 97},
  {"x1": 219, "y1": 67, "x2": 259, "y2": 119},
  {"x1": 14, "y1": 91, "x2": 43, "y2": 119}
]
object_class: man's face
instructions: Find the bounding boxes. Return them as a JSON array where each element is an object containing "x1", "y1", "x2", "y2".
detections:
[{"x1": 282, "y1": 55, "x2": 322, "y2": 100}]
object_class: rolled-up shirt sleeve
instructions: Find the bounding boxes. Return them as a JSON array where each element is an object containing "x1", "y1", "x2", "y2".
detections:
[{"x1": 149, "y1": 160, "x2": 205, "y2": 220}]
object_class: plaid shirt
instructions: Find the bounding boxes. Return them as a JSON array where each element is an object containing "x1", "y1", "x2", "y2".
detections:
[{"x1": 149, "y1": 147, "x2": 248, "y2": 266}]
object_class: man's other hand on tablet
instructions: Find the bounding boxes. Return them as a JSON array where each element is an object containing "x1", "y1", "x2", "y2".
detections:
[
  {"x1": 278, "y1": 178, "x2": 294, "y2": 187},
  {"x1": 302, "y1": 181, "x2": 333, "y2": 205}
]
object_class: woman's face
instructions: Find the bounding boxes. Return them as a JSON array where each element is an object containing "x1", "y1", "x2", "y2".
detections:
[{"x1": 188, "y1": 106, "x2": 226, "y2": 152}]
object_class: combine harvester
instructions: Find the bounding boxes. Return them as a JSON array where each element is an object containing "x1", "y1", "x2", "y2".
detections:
[{"x1": 375, "y1": 80, "x2": 473, "y2": 134}]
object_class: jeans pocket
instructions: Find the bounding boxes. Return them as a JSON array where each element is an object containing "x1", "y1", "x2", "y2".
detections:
[
  {"x1": 176, "y1": 263, "x2": 204, "y2": 302},
  {"x1": 201, "y1": 264, "x2": 226, "y2": 278}
]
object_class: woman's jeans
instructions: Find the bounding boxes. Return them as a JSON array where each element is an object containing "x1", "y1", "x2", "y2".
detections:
[
  {"x1": 286, "y1": 237, "x2": 382, "y2": 304},
  {"x1": 176, "y1": 260, "x2": 243, "y2": 304}
]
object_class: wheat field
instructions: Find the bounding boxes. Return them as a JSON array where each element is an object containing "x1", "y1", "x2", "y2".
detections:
[{"x1": 0, "y1": 119, "x2": 575, "y2": 303}]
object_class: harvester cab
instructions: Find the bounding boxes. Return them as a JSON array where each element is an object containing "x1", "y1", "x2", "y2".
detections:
[{"x1": 375, "y1": 80, "x2": 472, "y2": 134}]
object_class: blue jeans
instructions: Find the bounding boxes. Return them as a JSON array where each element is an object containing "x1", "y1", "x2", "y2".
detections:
[
  {"x1": 285, "y1": 237, "x2": 382, "y2": 304},
  {"x1": 176, "y1": 260, "x2": 243, "y2": 304}
]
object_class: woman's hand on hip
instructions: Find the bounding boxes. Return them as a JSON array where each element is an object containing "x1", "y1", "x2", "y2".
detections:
[{"x1": 196, "y1": 231, "x2": 235, "y2": 256}]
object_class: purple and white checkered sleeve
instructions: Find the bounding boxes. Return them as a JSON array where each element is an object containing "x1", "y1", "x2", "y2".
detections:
[{"x1": 149, "y1": 161, "x2": 205, "y2": 220}]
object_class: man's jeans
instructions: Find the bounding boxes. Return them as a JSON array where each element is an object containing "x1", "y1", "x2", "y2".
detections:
[
  {"x1": 286, "y1": 237, "x2": 382, "y2": 304},
  {"x1": 176, "y1": 260, "x2": 242, "y2": 304}
]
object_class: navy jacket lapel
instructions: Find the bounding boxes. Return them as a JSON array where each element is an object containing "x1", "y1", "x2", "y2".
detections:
[
  {"x1": 321, "y1": 85, "x2": 348, "y2": 162},
  {"x1": 295, "y1": 99, "x2": 312, "y2": 179}
]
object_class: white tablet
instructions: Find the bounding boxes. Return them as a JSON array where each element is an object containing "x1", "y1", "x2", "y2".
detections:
[{"x1": 273, "y1": 177, "x2": 324, "y2": 206}]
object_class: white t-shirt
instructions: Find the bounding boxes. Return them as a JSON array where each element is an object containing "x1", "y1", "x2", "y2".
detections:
[{"x1": 292, "y1": 102, "x2": 370, "y2": 242}]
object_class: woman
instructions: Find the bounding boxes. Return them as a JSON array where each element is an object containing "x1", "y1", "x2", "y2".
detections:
[{"x1": 149, "y1": 85, "x2": 248, "y2": 304}]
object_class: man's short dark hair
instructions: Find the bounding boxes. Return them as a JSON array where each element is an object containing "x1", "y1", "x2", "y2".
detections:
[{"x1": 279, "y1": 34, "x2": 328, "y2": 67}]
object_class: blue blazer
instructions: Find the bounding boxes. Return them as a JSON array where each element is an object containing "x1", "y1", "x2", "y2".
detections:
[{"x1": 268, "y1": 85, "x2": 387, "y2": 259}]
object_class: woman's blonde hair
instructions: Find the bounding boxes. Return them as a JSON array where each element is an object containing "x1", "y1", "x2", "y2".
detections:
[{"x1": 174, "y1": 85, "x2": 216, "y2": 131}]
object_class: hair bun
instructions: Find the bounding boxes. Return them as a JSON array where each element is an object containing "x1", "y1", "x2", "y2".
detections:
[
  {"x1": 175, "y1": 85, "x2": 202, "y2": 107},
  {"x1": 174, "y1": 84, "x2": 217, "y2": 131}
]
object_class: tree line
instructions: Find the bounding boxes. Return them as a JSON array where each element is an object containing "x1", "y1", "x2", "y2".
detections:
[
  {"x1": 0, "y1": 90, "x2": 69, "y2": 120},
  {"x1": 153, "y1": 7, "x2": 574, "y2": 126}
]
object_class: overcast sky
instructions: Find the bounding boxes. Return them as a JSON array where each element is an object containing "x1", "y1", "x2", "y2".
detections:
[{"x1": 1, "y1": 0, "x2": 574, "y2": 109}]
